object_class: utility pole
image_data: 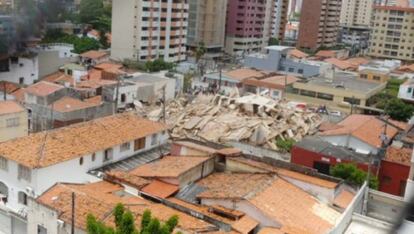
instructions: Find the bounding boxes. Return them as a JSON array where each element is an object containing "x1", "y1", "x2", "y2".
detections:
[
  {"x1": 114, "y1": 74, "x2": 122, "y2": 114},
  {"x1": 2, "y1": 82, "x2": 6, "y2": 101},
  {"x1": 363, "y1": 152, "x2": 372, "y2": 215},
  {"x1": 283, "y1": 73, "x2": 287, "y2": 99},
  {"x1": 218, "y1": 63, "x2": 222, "y2": 93},
  {"x1": 71, "y1": 192, "x2": 75, "y2": 234},
  {"x1": 162, "y1": 85, "x2": 166, "y2": 123}
]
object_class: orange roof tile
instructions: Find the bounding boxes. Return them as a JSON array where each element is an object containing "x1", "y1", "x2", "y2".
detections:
[
  {"x1": 289, "y1": 49, "x2": 308, "y2": 59},
  {"x1": 0, "y1": 101, "x2": 25, "y2": 115},
  {"x1": 346, "y1": 57, "x2": 369, "y2": 67},
  {"x1": 385, "y1": 146, "x2": 412, "y2": 166},
  {"x1": 0, "y1": 81, "x2": 20, "y2": 94},
  {"x1": 131, "y1": 156, "x2": 211, "y2": 178},
  {"x1": 25, "y1": 81, "x2": 64, "y2": 97},
  {"x1": 319, "y1": 115, "x2": 399, "y2": 148},
  {"x1": 105, "y1": 170, "x2": 150, "y2": 189},
  {"x1": 37, "y1": 181, "x2": 213, "y2": 232},
  {"x1": 42, "y1": 72, "x2": 74, "y2": 86},
  {"x1": 316, "y1": 50, "x2": 337, "y2": 58},
  {"x1": 231, "y1": 215, "x2": 259, "y2": 234},
  {"x1": 80, "y1": 50, "x2": 108, "y2": 60},
  {"x1": 0, "y1": 113, "x2": 167, "y2": 168},
  {"x1": 10, "y1": 88, "x2": 25, "y2": 102},
  {"x1": 50, "y1": 96, "x2": 99, "y2": 113},
  {"x1": 333, "y1": 190, "x2": 355, "y2": 209},
  {"x1": 324, "y1": 58, "x2": 352, "y2": 70},
  {"x1": 84, "y1": 95, "x2": 102, "y2": 105},
  {"x1": 224, "y1": 68, "x2": 267, "y2": 82},
  {"x1": 141, "y1": 180, "x2": 179, "y2": 198},
  {"x1": 243, "y1": 75, "x2": 298, "y2": 90},
  {"x1": 94, "y1": 62, "x2": 123, "y2": 71}
]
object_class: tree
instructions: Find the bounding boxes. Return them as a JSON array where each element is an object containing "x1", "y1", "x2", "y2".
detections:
[
  {"x1": 195, "y1": 42, "x2": 206, "y2": 62},
  {"x1": 87, "y1": 205, "x2": 180, "y2": 234},
  {"x1": 268, "y1": 38, "x2": 280, "y2": 46},
  {"x1": 330, "y1": 163, "x2": 379, "y2": 189},
  {"x1": 99, "y1": 30, "x2": 110, "y2": 48},
  {"x1": 80, "y1": 0, "x2": 104, "y2": 25},
  {"x1": 384, "y1": 98, "x2": 414, "y2": 121},
  {"x1": 276, "y1": 137, "x2": 296, "y2": 153}
]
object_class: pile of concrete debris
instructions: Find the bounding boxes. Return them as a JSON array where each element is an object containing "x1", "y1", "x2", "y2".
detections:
[{"x1": 143, "y1": 94, "x2": 322, "y2": 150}]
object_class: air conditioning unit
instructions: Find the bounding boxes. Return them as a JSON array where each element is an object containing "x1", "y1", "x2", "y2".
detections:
[
  {"x1": 25, "y1": 187, "x2": 35, "y2": 197},
  {"x1": 57, "y1": 219, "x2": 64, "y2": 227}
]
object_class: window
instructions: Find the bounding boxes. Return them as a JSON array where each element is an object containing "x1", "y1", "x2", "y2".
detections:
[
  {"x1": 288, "y1": 67, "x2": 294, "y2": 72},
  {"x1": 18, "y1": 165, "x2": 31, "y2": 182},
  {"x1": 408, "y1": 87, "x2": 412, "y2": 93},
  {"x1": 6, "y1": 117, "x2": 19, "y2": 128},
  {"x1": 18, "y1": 191, "x2": 27, "y2": 205},
  {"x1": 134, "y1": 137, "x2": 146, "y2": 151},
  {"x1": 373, "y1": 76, "x2": 381, "y2": 81},
  {"x1": 0, "y1": 156, "x2": 7, "y2": 171},
  {"x1": 91, "y1": 153, "x2": 96, "y2": 162},
  {"x1": 103, "y1": 148, "x2": 113, "y2": 162},
  {"x1": 151, "y1": 134, "x2": 158, "y2": 146},
  {"x1": 19, "y1": 77, "x2": 24, "y2": 84},
  {"x1": 360, "y1": 74, "x2": 368, "y2": 79},
  {"x1": 344, "y1": 97, "x2": 361, "y2": 105},
  {"x1": 120, "y1": 142, "x2": 130, "y2": 152},
  {"x1": 79, "y1": 157, "x2": 83, "y2": 165},
  {"x1": 317, "y1": 93, "x2": 334, "y2": 101},
  {"x1": 37, "y1": 225, "x2": 47, "y2": 234},
  {"x1": 121, "y1": 94, "x2": 126, "y2": 103},
  {"x1": 272, "y1": 90, "x2": 280, "y2": 98},
  {"x1": 298, "y1": 69, "x2": 304, "y2": 74}
]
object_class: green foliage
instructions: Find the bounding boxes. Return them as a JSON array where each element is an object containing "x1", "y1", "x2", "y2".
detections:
[
  {"x1": 80, "y1": 0, "x2": 104, "y2": 25},
  {"x1": 384, "y1": 98, "x2": 414, "y2": 121},
  {"x1": 99, "y1": 30, "x2": 110, "y2": 49},
  {"x1": 330, "y1": 163, "x2": 379, "y2": 189},
  {"x1": 183, "y1": 73, "x2": 194, "y2": 93},
  {"x1": 275, "y1": 138, "x2": 296, "y2": 153},
  {"x1": 144, "y1": 59, "x2": 175, "y2": 72},
  {"x1": 87, "y1": 206, "x2": 179, "y2": 234},
  {"x1": 42, "y1": 30, "x2": 101, "y2": 54},
  {"x1": 268, "y1": 37, "x2": 280, "y2": 46},
  {"x1": 195, "y1": 42, "x2": 206, "y2": 62}
]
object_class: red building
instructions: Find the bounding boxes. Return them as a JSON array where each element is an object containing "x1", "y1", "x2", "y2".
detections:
[{"x1": 291, "y1": 137, "x2": 412, "y2": 196}]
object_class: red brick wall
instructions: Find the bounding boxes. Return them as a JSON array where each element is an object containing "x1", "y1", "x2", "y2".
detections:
[
  {"x1": 379, "y1": 160, "x2": 409, "y2": 196},
  {"x1": 297, "y1": 0, "x2": 322, "y2": 50}
]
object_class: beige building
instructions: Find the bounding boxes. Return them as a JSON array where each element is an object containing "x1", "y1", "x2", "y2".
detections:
[
  {"x1": 297, "y1": 0, "x2": 342, "y2": 50},
  {"x1": 111, "y1": 0, "x2": 188, "y2": 62},
  {"x1": 340, "y1": 0, "x2": 373, "y2": 27},
  {"x1": 368, "y1": 6, "x2": 414, "y2": 61},
  {"x1": 187, "y1": 0, "x2": 228, "y2": 58},
  {"x1": 0, "y1": 101, "x2": 27, "y2": 142}
]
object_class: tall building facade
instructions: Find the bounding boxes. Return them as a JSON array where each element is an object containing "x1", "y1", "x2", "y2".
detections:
[
  {"x1": 340, "y1": 0, "x2": 373, "y2": 27},
  {"x1": 187, "y1": 0, "x2": 228, "y2": 58},
  {"x1": 111, "y1": 0, "x2": 188, "y2": 62},
  {"x1": 271, "y1": 0, "x2": 289, "y2": 41},
  {"x1": 369, "y1": 5, "x2": 414, "y2": 61},
  {"x1": 225, "y1": 0, "x2": 274, "y2": 56},
  {"x1": 297, "y1": 0, "x2": 342, "y2": 50}
]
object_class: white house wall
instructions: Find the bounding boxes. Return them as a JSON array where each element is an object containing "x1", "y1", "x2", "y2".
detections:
[
  {"x1": 0, "y1": 57, "x2": 39, "y2": 85},
  {"x1": 321, "y1": 135, "x2": 377, "y2": 154}
]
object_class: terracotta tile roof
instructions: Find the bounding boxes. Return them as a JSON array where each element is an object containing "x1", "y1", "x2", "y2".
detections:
[
  {"x1": 258, "y1": 226, "x2": 312, "y2": 234},
  {"x1": 0, "y1": 81, "x2": 20, "y2": 94},
  {"x1": 389, "y1": 119, "x2": 409, "y2": 131},
  {"x1": 42, "y1": 72, "x2": 74, "y2": 86},
  {"x1": 80, "y1": 50, "x2": 108, "y2": 60},
  {"x1": 346, "y1": 57, "x2": 369, "y2": 67},
  {"x1": 289, "y1": 49, "x2": 308, "y2": 59},
  {"x1": 324, "y1": 58, "x2": 352, "y2": 70},
  {"x1": 10, "y1": 88, "x2": 26, "y2": 103},
  {"x1": 37, "y1": 181, "x2": 213, "y2": 232},
  {"x1": 105, "y1": 170, "x2": 150, "y2": 189},
  {"x1": 94, "y1": 62, "x2": 123, "y2": 71},
  {"x1": 76, "y1": 79, "x2": 116, "y2": 89},
  {"x1": 140, "y1": 180, "x2": 179, "y2": 198},
  {"x1": 333, "y1": 190, "x2": 355, "y2": 209},
  {"x1": 228, "y1": 157, "x2": 338, "y2": 189},
  {"x1": 131, "y1": 156, "x2": 211, "y2": 178},
  {"x1": 243, "y1": 75, "x2": 298, "y2": 90},
  {"x1": 25, "y1": 81, "x2": 64, "y2": 97},
  {"x1": 224, "y1": 68, "x2": 267, "y2": 82},
  {"x1": 385, "y1": 146, "x2": 412, "y2": 166},
  {"x1": 0, "y1": 113, "x2": 167, "y2": 168},
  {"x1": 231, "y1": 215, "x2": 259, "y2": 234},
  {"x1": 319, "y1": 115, "x2": 399, "y2": 148},
  {"x1": 197, "y1": 173, "x2": 340, "y2": 233},
  {"x1": 84, "y1": 95, "x2": 102, "y2": 105},
  {"x1": 318, "y1": 121, "x2": 342, "y2": 132},
  {"x1": 315, "y1": 50, "x2": 337, "y2": 58},
  {"x1": 398, "y1": 64, "x2": 414, "y2": 72},
  {"x1": 0, "y1": 101, "x2": 25, "y2": 115},
  {"x1": 50, "y1": 96, "x2": 99, "y2": 113}
]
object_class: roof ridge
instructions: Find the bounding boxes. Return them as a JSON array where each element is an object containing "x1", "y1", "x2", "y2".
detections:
[{"x1": 244, "y1": 174, "x2": 278, "y2": 200}]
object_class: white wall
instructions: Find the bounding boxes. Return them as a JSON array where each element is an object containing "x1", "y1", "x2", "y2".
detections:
[
  {"x1": 0, "y1": 57, "x2": 39, "y2": 85},
  {"x1": 399, "y1": 83, "x2": 414, "y2": 102},
  {"x1": 321, "y1": 135, "x2": 377, "y2": 154}
]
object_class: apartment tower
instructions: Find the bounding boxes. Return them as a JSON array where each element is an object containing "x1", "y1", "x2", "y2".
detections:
[
  {"x1": 111, "y1": 0, "x2": 188, "y2": 62},
  {"x1": 297, "y1": 0, "x2": 342, "y2": 50},
  {"x1": 225, "y1": 0, "x2": 274, "y2": 55},
  {"x1": 340, "y1": 0, "x2": 373, "y2": 27},
  {"x1": 187, "y1": 0, "x2": 228, "y2": 58},
  {"x1": 272, "y1": 0, "x2": 289, "y2": 41},
  {"x1": 368, "y1": 5, "x2": 414, "y2": 61}
]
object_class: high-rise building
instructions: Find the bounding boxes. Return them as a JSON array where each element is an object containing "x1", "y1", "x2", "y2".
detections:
[
  {"x1": 224, "y1": 0, "x2": 273, "y2": 56},
  {"x1": 297, "y1": 0, "x2": 342, "y2": 50},
  {"x1": 368, "y1": 5, "x2": 414, "y2": 61},
  {"x1": 111, "y1": 0, "x2": 188, "y2": 62},
  {"x1": 271, "y1": 0, "x2": 289, "y2": 41},
  {"x1": 187, "y1": 0, "x2": 228, "y2": 58},
  {"x1": 340, "y1": 0, "x2": 373, "y2": 27}
]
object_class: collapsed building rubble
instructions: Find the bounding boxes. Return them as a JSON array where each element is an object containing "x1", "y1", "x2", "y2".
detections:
[{"x1": 143, "y1": 94, "x2": 322, "y2": 151}]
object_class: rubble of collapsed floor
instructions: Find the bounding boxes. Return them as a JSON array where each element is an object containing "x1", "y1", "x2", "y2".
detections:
[{"x1": 140, "y1": 93, "x2": 322, "y2": 151}]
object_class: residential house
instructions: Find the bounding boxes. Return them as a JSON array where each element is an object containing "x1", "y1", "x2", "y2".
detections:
[
  {"x1": 128, "y1": 74, "x2": 176, "y2": 104},
  {"x1": 323, "y1": 57, "x2": 369, "y2": 71},
  {"x1": 0, "y1": 101, "x2": 28, "y2": 142},
  {"x1": 318, "y1": 114, "x2": 399, "y2": 154},
  {"x1": 359, "y1": 68, "x2": 390, "y2": 83},
  {"x1": 242, "y1": 74, "x2": 298, "y2": 99},
  {"x1": 314, "y1": 50, "x2": 349, "y2": 60},
  {"x1": 0, "y1": 54, "x2": 39, "y2": 85},
  {"x1": 79, "y1": 50, "x2": 109, "y2": 67},
  {"x1": 244, "y1": 46, "x2": 329, "y2": 78},
  {"x1": 37, "y1": 43, "x2": 78, "y2": 78},
  {"x1": 0, "y1": 113, "x2": 167, "y2": 233},
  {"x1": 398, "y1": 79, "x2": 414, "y2": 102},
  {"x1": 61, "y1": 63, "x2": 88, "y2": 82},
  {"x1": 287, "y1": 72, "x2": 386, "y2": 113}
]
